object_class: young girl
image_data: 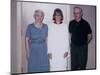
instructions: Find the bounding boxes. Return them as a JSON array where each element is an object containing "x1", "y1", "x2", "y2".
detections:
[{"x1": 48, "y1": 8, "x2": 70, "y2": 71}]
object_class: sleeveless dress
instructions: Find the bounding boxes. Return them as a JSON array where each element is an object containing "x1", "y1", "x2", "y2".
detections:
[{"x1": 25, "y1": 23, "x2": 49, "y2": 73}]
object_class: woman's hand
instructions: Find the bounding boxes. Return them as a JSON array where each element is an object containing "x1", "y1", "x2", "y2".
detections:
[
  {"x1": 25, "y1": 51, "x2": 29, "y2": 63},
  {"x1": 64, "y1": 52, "x2": 68, "y2": 58},
  {"x1": 48, "y1": 53, "x2": 52, "y2": 59},
  {"x1": 26, "y1": 52, "x2": 29, "y2": 61},
  {"x1": 25, "y1": 37, "x2": 30, "y2": 63}
]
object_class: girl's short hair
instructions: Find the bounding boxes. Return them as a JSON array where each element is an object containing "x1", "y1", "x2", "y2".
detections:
[{"x1": 53, "y1": 8, "x2": 63, "y2": 24}]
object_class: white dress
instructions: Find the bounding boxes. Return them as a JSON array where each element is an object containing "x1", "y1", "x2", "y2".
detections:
[{"x1": 48, "y1": 23, "x2": 71, "y2": 71}]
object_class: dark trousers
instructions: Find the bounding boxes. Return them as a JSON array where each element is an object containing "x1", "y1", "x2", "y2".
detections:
[{"x1": 71, "y1": 44, "x2": 88, "y2": 70}]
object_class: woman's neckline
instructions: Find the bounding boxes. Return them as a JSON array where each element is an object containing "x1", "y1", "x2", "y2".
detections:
[
  {"x1": 32, "y1": 22, "x2": 43, "y2": 30},
  {"x1": 53, "y1": 23, "x2": 63, "y2": 25}
]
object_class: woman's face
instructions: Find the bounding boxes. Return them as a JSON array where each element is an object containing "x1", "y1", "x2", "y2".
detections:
[
  {"x1": 34, "y1": 13, "x2": 43, "y2": 23},
  {"x1": 55, "y1": 13, "x2": 62, "y2": 22}
]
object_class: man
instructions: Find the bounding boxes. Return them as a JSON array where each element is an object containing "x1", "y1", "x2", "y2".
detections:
[{"x1": 69, "y1": 7, "x2": 92, "y2": 70}]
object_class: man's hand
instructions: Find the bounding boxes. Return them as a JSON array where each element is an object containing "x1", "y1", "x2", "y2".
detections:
[{"x1": 88, "y1": 34, "x2": 92, "y2": 44}]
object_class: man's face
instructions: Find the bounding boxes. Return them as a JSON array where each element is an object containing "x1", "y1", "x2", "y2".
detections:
[{"x1": 73, "y1": 8, "x2": 82, "y2": 20}]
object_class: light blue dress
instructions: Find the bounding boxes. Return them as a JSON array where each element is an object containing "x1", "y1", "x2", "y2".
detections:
[{"x1": 25, "y1": 23, "x2": 49, "y2": 73}]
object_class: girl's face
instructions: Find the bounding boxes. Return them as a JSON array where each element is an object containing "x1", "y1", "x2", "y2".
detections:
[{"x1": 55, "y1": 13, "x2": 62, "y2": 22}]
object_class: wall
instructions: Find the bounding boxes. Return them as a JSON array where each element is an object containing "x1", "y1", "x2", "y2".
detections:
[
  {"x1": 11, "y1": 0, "x2": 17, "y2": 73},
  {"x1": 11, "y1": 0, "x2": 22, "y2": 73}
]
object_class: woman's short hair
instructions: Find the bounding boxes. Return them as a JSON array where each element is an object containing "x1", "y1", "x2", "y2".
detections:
[
  {"x1": 53, "y1": 8, "x2": 63, "y2": 23},
  {"x1": 34, "y1": 9, "x2": 44, "y2": 19}
]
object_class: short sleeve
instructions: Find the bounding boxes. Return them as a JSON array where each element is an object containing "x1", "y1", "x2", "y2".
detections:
[
  {"x1": 25, "y1": 25, "x2": 31, "y2": 38},
  {"x1": 69, "y1": 21, "x2": 72, "y2": 33},
  {"x1": 86, "y1": 22, "x2": 92, "y2": 34},
  {"x1": 45, "y1": 24, "x2": 48, "y2": 37}
]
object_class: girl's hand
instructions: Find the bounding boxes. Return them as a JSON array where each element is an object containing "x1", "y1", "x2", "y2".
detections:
[
  {"x1": 48, "y1": 53, "x2": 52, "y2": 59},
  {"x1": 64, "y1": 52, "x2": 68, "y2": 58}
]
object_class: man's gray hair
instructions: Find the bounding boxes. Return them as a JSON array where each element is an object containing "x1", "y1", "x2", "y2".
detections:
[{"x1": 74, "y1": 6, "x2": 83, "y2": 16}]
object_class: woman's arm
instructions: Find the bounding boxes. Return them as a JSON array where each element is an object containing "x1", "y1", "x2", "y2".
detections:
[
  {"x1": 25, "y1": 37, "x2": 30, "y2": 62},
  {"x1": 64, "y1": 32, "x2": 71, "y2": 58},
  {"x1": 46, "y1": 37, "x2": 52, "y2": 59}
]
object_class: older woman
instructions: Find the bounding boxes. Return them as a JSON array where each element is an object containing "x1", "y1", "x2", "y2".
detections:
[
  {"x1": 25, "y1": 10, "x2": 49, "y2": 72},
  {"x1": 48, "y1": 8, "x2": 70, "y2": 71}
]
